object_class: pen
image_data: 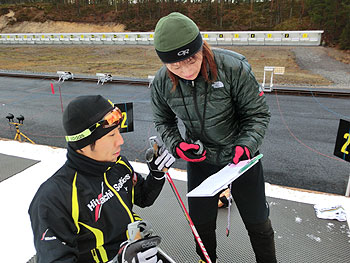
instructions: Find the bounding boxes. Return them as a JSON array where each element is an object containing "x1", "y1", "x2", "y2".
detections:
[{"x1": 239, "y1": 154, "x2": 264, "y2": 174}]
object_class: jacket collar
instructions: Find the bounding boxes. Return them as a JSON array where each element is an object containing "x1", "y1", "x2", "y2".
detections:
[
  {"x1": 180, "y1": 71, "x2": 204, "y2": 86},
  {"x1": 66, "y1": 145, "x2": 115, "y2": 176}
]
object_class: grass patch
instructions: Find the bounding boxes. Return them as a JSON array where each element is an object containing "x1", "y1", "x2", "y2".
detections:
[
  {"x1": 325, "y1": 47, "x2": 350, "y2": 64},
  {"x1": 0, "y1": 44, "x2": 332, "y2": 86}
]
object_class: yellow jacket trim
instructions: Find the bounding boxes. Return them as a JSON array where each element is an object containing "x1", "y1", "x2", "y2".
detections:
[
  {"x1": 79, "y1": 222, "x2": 108, "y2": 262},
  {"x1": 115, "y1": 158, "x2": 135, "y2": 205},
  {"x1": 132, "y1": 185, "x2": 135, "y2": 204},
  {"x1": 72, "y1": 172, "x2": 108, "y2": 262},
  {"x1": 91, "y1": 248, "x2": 100, "y2": 263},
  {"x1": 116, "y1": 158, "x2": 132, "y2": 173},
  {"x1": 104, "y1": 172, "x2": 134, "y2": 223},
  {"x1": 72, "y1": 172, "x2": 80, "y2": 234}
]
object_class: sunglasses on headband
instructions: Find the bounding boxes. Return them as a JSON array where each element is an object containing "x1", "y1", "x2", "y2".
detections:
[{"x1": 65, "y1": 106, "x2": 123, "y2": 142}]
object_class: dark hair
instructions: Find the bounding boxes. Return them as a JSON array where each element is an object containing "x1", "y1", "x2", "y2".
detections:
[{"x1": 167, "y1": 41, "x2": 218, "y2": 91}]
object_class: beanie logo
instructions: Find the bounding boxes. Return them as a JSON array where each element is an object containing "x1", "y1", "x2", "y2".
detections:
[{"x1": 177, "y1": 49, "x2": 190, "y2": 57}]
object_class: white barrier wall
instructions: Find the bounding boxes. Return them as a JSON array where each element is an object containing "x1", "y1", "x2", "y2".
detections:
[{"x1": 0, "y1": 31, "x2": 323, "y2": 46}]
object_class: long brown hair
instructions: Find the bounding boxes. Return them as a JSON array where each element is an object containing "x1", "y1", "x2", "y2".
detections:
[{"x1": 167, "y1": 40, "x2": 218, "y2": 91}]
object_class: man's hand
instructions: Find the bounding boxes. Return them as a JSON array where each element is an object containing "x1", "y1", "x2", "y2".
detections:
[
  {"x1": 175, "y1": 142, "x2": 206, "y2": 162},
  {"x1": 133, "y1": 247, "x2": 159, "y2": 263},
  {"x1": 232, "y1": 146, "x2": 250, "y2": 164},
  {"x1": 115, "y1": 236, "x2": 163, "y2": 263},
  {"x1": 146, "y1": 146, "x2": 175, "y2": 172},
  {"x1": 146, "y1": 137, "x2": 175, "y2": 178}
]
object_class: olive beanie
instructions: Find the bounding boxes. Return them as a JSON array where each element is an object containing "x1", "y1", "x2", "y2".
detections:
[{"x1": 154, "y1": 12, "x2": 203, "y2": 63}]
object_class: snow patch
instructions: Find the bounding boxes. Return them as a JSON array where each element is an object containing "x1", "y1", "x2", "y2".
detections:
[
  {"x1": 295, "y1": 217, "x2": 302, "y2": 223},
  {"x1": 306, "y1": 234, "x2": 321, "y2": 242}
]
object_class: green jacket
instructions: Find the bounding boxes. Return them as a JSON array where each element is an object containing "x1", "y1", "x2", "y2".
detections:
[{"x1": 151, "y1": 48, "x2": 271, "y2": 165}]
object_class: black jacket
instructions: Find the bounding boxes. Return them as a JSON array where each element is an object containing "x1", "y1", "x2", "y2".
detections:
[{"x1": 29, "y1": 146, "x2": 165, "y2": 263}]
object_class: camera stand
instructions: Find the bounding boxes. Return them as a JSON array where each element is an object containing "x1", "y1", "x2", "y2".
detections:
[{"x1": 10, "y1": 122, "x2": 35, "y2": 144}]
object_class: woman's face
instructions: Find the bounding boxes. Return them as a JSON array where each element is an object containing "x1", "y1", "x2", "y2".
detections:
[{"x1": 165, "y1": 51, "x2": 203, "y2": 80}]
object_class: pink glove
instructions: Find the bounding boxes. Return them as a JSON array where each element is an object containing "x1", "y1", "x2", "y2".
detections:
[
  {"x1": 176, "y1": 142, "x2": 206, "y2": 162},
  {"x1": 232, "y1": 146, "x2": 250, "y2": 164}
]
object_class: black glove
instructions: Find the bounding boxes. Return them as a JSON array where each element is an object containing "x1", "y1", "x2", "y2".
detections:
[
  {"x1": 115, "y1": 236, "x2": 162, "y2": 263},
  {"x1": 145, "y1": 137, "x2": 175, "y2": 179}
]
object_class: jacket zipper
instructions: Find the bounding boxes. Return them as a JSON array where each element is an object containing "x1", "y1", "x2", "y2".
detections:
[
  {"x1": 191, "y1": 81, "x2": 210, "y2": 142},
  {"x1": 192, "y1": 82, "x2": 202, "y2": 124},
  {"x1": 191, "y1": 80, "x2": 221, "y2": 163}
]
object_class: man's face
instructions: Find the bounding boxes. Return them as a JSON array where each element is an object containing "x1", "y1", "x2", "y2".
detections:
[{"x1": 79, "y1": 127, "x2": 124, "y2": 162}]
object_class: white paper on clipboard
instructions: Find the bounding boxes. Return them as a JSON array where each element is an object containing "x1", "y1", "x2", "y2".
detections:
[{"x1": 186, "y1": 154, "x2": 263, "y2": 197}]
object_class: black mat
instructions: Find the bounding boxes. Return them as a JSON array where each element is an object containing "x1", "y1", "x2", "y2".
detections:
[
  {"x1": 135, "y1": 179, "x2": 350, "y2": 263},
  {"x1": 27, "y1": 178, "x2": 350, "y2": 263},
  {"x1": 0, "y1": 153, "x2": 40, "y2": 182}
]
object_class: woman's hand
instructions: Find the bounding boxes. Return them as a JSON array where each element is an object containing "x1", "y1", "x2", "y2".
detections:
[{"x1": 176, "y1": 142, "x2": 206, "y2": 162}]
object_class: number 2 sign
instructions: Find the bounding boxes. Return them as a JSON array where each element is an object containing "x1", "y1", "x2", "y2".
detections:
[
  {"x1": 334, "y1": 119, "x2": 350, "y2": 162},
  {"x1": 115, "y1": 102, "x2": 134, "y2": 133}
]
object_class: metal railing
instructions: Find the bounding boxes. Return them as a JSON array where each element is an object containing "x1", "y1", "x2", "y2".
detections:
[{"x1": 0, "y1": 30, "x2": 323, "y2": 46}]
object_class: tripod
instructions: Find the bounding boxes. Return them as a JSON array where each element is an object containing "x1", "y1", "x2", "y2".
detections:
[{"x1": 10, "y1": 122, "x2": 35, "y2": 144}]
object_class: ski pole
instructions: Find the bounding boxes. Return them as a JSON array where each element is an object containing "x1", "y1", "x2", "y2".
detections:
[
  {"x1": 226, "y1": 183, "x2": 233, "y2": 237},
  {"x1": 164, "y1": 170, "x2": 212, "y2": 263},
  {"x1": 148, "y1": 137, "x2": 212, "y2": 263}
]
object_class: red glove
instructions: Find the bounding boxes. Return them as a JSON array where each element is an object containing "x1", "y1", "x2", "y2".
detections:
[
  {"x1": 232, "y1": 146, "x2": 250, "y2": 164},
  {"x1": 176, "y1": 142, "x2": 206, "y2": 162}
]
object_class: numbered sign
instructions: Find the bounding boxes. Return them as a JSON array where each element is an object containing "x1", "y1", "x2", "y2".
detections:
[
  {"x1": 115, "y1": 102, "x2": 134, "y2": 133},
  {"x1": 334, "y1": 119, "x2": 350, "y2": 162}
]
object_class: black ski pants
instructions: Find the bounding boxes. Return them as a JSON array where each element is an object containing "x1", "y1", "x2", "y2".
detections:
[{"x1": 187, "y1": 159, "x2": 277, "y2": 262}]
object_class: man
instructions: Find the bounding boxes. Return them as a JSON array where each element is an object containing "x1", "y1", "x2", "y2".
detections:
[{"x1": 29, "y1": 95, "x2": 175, "y2": 263}]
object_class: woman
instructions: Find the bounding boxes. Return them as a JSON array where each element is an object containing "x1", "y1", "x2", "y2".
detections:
[{"x1": 151, "y1": 12, "x2": 276, "y2": 263}]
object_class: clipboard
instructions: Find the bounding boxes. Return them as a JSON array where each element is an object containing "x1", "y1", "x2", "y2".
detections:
[{"x1": 186, "y1": 154, "x2": 263, "y2": 197}]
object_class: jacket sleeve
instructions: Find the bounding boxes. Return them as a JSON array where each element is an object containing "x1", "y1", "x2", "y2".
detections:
[
  {"x1": 150, "y1": 68, "x2": 184, "y2": 157},
  {"x1": 123, "y1": 158, "x2": 165, "y2": 208},
  {"x1": 133, "y1": 173, "x2": 165, "y2": 208},
  {"x1": 230, "y1": 58, "x2": 271, "y2": 155},
  {"x1": 28, "y1": 182, "x2": 79, "y2": 263}
]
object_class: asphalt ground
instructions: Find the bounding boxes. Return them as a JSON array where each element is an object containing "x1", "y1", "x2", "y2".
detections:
[{"x1": 0, "y1": 76, "x2": 349, "y2": 195}]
